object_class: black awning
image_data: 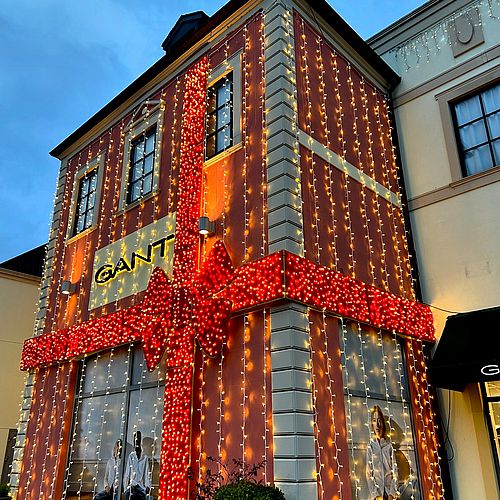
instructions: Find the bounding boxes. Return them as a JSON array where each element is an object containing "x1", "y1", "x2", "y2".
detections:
[{"x1": 430, "y1": 306, "x2": 500, "y2": 391}]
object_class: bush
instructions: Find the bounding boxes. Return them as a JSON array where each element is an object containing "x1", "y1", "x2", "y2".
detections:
[
  {"x1": 191, "y1": 458, "x2": 285, "y2": 500},
  {"x1": 215, "y1": 480, "x2": 285, "y2": 499},
  {"x1": 0, "y1": 484, "x2": 10, "y2": 496}
]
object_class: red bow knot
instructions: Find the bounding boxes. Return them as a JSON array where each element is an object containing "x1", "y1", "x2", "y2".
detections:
[{"x1": 136, "y1": 240, "x2": 235, "y2": 371}]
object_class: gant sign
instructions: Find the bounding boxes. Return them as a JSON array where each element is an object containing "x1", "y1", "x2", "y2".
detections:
[
  {"x1": 481, "y1": 364, "x2": 500, "y2": 377},
  {"x1": 89, "y1": 213, "x2": 175, "y2": 310},
  {"x1": 94, "y1": 235, "x2": 173, "y2": 285}
]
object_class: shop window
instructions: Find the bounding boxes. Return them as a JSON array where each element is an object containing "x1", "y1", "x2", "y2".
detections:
[
  {"x1": 340, "y1": 322, "x2": 422, "y2": 500},
  {"x1": 452, "y1": 83, "x2": 500, "y2": 177},
  {"x1": 483, "y1": 381, "x2": 500, "y2": 487},
  {"x1": 63, "y1": 345, "x2": 165, "y2": 500}
]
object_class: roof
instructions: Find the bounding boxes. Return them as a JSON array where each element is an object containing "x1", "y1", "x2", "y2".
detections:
[
  {"x1": 368, "y1": 0, "x2": 473, "y2": 54},
  {"x1": 50, "y1": 0, "x2": 399, "y2": 159},
  {"x1": 162, "y1": 11, "x2": 210, "y2": 54},
  {"x1": 0, "y1": 244, "x2": 46, "y2": 278}
]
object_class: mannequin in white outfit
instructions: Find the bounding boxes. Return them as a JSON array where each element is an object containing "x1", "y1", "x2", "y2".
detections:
[{"x1": 366, "y1": 405, "x2": 398, "y2": 500}]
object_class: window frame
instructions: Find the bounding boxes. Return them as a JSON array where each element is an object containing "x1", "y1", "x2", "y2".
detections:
[
  {"x1": 339, "y1": 323, "x2": 423, "y2": 499},
  {"x1": 481, "y1": 382, "x2": 500, "y2": 490},
  {"x1": 206, "y1": 73, "x2": 234, "y2": 160},
  {"x1": 204, "y1": 51, "x2": 242, "y2": 164},
  {"x1": 63, "y1": 345, "x2": 165, "y2": 499},
  {"x1": 437, "y1": 66, "x2": 500, "y2": 184},
  {"x1": 126, "y1": 125, "x2": 157, "y2": 205},
  {"x1": 451, "y1": 83, "x2": 500, "y2": 178},
  {"x1": 67, "y1": 154, "x2": 104, "y2": 241},
  {"x1": 119, "y1": 103, "x2": 163, "y2": 211}
]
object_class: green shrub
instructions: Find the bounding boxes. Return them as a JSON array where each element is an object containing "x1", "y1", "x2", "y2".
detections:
[
  {"x1": 214, "y1": 480, "x2": 285, "y2": 499},
  {"x1": 0, "y1": 484, "x2": 10, "y2": 496},
  {"x1": 192, "y1": 458, "x2": 286, "y2": 499}
]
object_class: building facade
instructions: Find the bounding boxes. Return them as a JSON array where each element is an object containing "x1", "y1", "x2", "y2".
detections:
[
  {"x1": 13, "y1": 1, "x2": 446, "y2": 499},
  {"x1": 370, "y1": 0, "x2": 500, "y2": 498},
  {"x1": 0, "y1": 246, "x2": 44, "y2": 488}
]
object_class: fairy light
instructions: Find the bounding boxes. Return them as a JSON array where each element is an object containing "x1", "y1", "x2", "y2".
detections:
[
  {"x1": 62, "y1": 356, "x2": 87, "y2": 500},
  {"x1": 307, "y1": 312, "x2": 324, "y2": 498},
  {"x1": 76, "y1": 352, "x2": 100, "y2": 499},
  {"x1": 89, "y1": 125, "x2": 116, "y2": 320},
  {"x1": 216, "y1": 331, "x2": 226, "y2": 475},
  {"x1": 37, "y1": 363, "x2": 62, "y2": 500},
  {"x1": 282, "y1": 5, "x2": 305, "y2": 254},
  {"x1": 320, "y1": 310, "x2": 343, "y2": 498},
  {"x1": 391, "y1": 330, "x2": 418, "y2": 498},
  {"x1": 22, "y1": 367, "x2": 48, "y2": 498},
  {"x1": 339, "y1": 318, "x2": 361, "y2": 498},
  {"x1": 360, "y1": 78, "x2": 390, "y2": 291},
  {"x1": 47, "y1": 151, "x2": 81, "y2": 332},
  {"x1": 299, "y1": 19, "x2": 321, "y2": 263},
  {"x1": 406, "y1": 339, "x2": 445, "y2": 498},
  {"x1": 331, "y1": 51, "x2": 356, "y2": 277},
  {"x1": 168, "y1": 77, "x2": 182, "y2": 216},
  {"x1": 242, "y1": 24, "x2": 250, "y2": 262},
  {"x1": 259, "y1": 15, "x2": 267, "y2": 258},
  {"x1": 151, "y1": 351, "x2": 164, "y2": 498},
  {"x1": 91, "y1": 348, "x2": 115, "y2": 498},
  {"x1": 49, "y1": 362, "x2": 76, "y2": 499},
  {"x1": 262, "y1": 309, "x2": 269, "y2": 483},
  {"x1": 316, "y1": 35, "x2": 339, "y2": 271},
  {"x1": 242, "y1": 314, "x2": 249, "y2": 469},
  {"x1": 379, "y1": 97, "x2": 415, "y2": 300},
  {"x1": 347, "y1": 64, "x2": 376, "y2": 286}
]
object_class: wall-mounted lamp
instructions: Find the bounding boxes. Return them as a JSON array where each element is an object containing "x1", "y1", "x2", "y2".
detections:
[
  {"x1": 61, "y1": 280, "x2": 78, "y2": 295},
  {"x1": 198, "y1": 216, "x2": 216, "y2": 236}
]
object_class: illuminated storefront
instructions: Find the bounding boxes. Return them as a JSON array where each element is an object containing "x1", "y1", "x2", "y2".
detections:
[{"x1": 12, "y1": 1, "x2": 448, "y2": 499}]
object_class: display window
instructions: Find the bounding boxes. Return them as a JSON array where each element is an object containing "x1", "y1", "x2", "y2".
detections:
[
  {"x1": 484, "y1": 381, "x2": 500, "y2": 488},
  {"x1": 63, "y1": 345, "x2": 165, "y2": 500},
  {"x1": 340, "y1": 321, "x2": 422, "y2": 500}
]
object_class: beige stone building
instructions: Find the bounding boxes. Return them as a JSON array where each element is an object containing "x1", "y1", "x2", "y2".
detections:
[
  {"x1": 370, "y1": 0, "x2": 500, "y2": 498},
  {"x1": 0, "y1": 247, "x2": 44, "y2": 487}
]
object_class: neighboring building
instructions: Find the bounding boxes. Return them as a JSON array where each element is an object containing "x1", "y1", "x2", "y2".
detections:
[
  {"x1": 0, "y1": 246, "x2": 44, "y2": 487},
  {"x1": 12, "y1": 1, "x2": 448, "y2": 499},
  {"x1": 370, "y1": 0, "x2": 500, "y2": 498}
]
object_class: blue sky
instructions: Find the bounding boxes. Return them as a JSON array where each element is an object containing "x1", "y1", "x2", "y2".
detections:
[{"x1": 0, "y1": 0, "x2": 425, "y2": 262}]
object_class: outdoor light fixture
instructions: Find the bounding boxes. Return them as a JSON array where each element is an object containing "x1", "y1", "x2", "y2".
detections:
[
  {"x1": 198, "y1": 216, "x2": 215, "y2": 236},
  {"x1": 61, "y1": 280, "x2": 77, "y2": 295}
]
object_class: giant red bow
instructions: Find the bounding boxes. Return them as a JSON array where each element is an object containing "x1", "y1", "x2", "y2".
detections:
[{"x1": 129, "y1": 240, "x2": 235, "y2": 371}]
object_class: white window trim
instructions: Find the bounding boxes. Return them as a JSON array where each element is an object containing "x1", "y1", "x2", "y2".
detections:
[
  {"x1": 66, "y1": 154, "x2": 104, "y2": 241},
  {"x1": 436, "y1": 66, "x2": 500, "y2": 183},
  {"x1": 119, "y1": 103, "x2": 164, "y2": 211},
  {"x1": 205, "y1": 50, "x2": 242, "y2": 161}
]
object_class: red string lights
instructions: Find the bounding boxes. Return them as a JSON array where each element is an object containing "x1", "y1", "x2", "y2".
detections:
[{"x1": 21, "y1": 249, "x2": 434, "y2": 371}]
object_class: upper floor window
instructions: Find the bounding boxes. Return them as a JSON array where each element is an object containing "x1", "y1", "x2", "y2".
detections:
[
  {"x1": 206, "y1": 73, "x2": 233, "y2": 160},
  {"x1": 453, "y1": 83, "x2": 500, "y2": 177},
  {"x1": 119, "y1": 102, "x2": 163, "y2": 212},
  {"x1": 127, "y1": 126, "x2": 157, "y2": 204},
  {"x1": 73, "y1": 168, "x2": 98, "y2": 236}
]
